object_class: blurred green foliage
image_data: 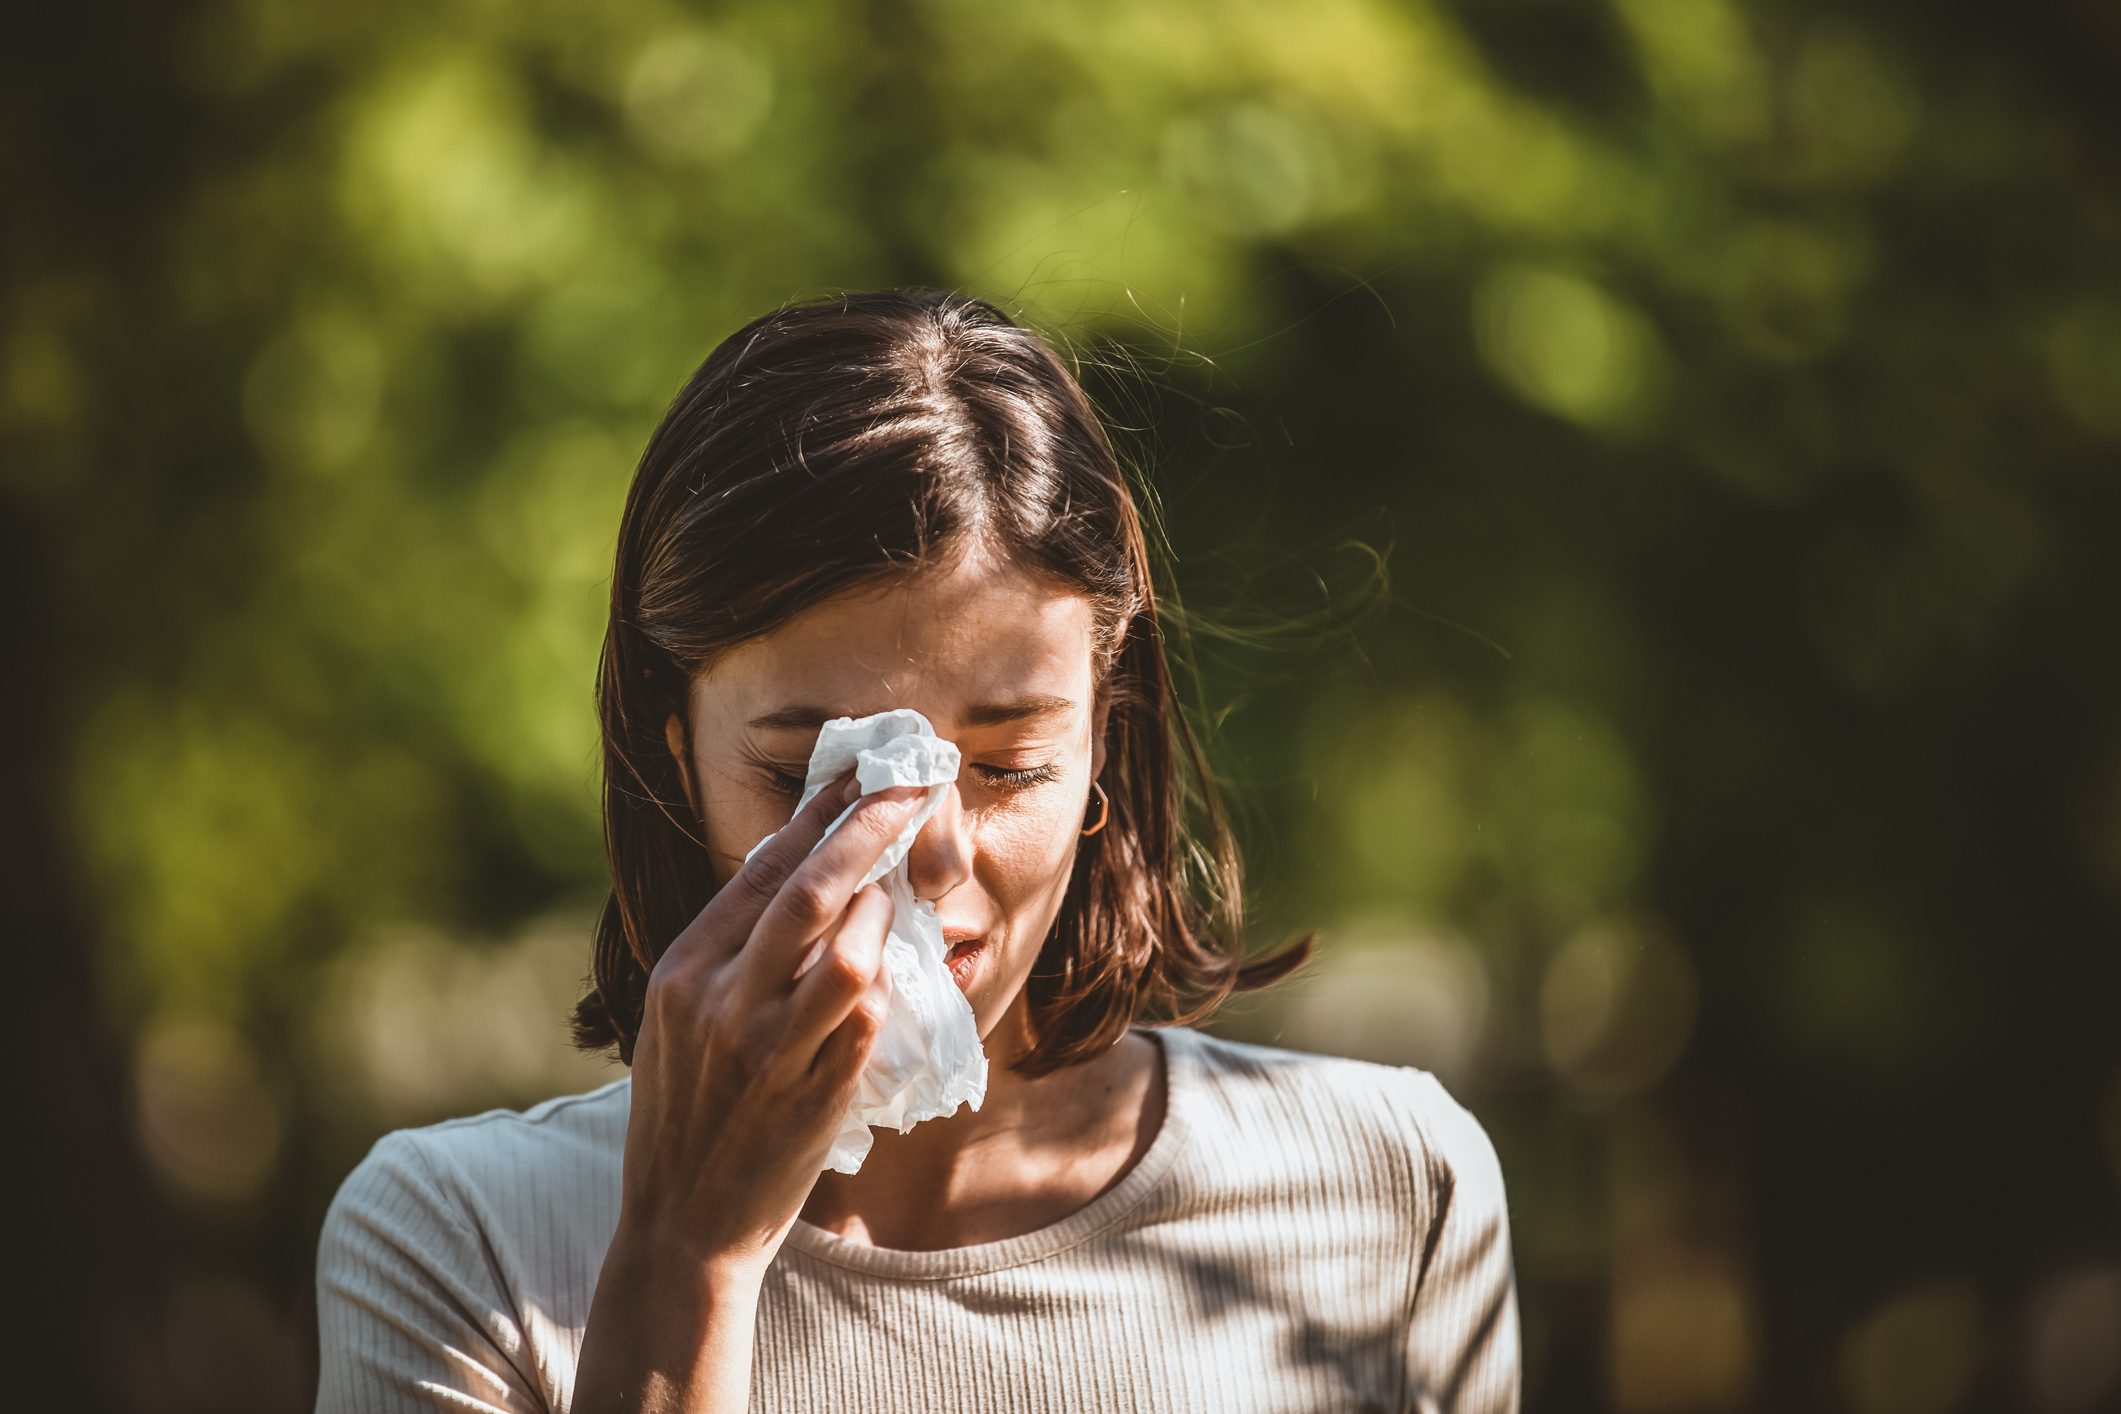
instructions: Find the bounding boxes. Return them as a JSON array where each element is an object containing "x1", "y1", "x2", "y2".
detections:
[{"x1": 7, "y1": 0, "x2": 2120, "y2": 1410}]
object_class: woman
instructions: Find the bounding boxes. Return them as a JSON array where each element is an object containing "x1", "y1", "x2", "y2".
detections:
[{"x1": 314, "y1": 288, "x2": 1519, "y2": 1413}]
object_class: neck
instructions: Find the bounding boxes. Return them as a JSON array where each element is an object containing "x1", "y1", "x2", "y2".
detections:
[{"x1": 798, "y1": 1002, "x2": 1161, "y2": 1250}]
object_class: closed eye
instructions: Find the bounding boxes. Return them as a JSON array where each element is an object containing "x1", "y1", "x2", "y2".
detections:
[
  {"x1": 975, "y1": 762, "x2": 1060, "y2": 791},
  {"x1": 760, "y1": 762, "x2": 1060, "y2": 797}
]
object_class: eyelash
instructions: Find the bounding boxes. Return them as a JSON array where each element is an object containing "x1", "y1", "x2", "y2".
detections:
[{"x1": 765, "y1": 763, "x2": 1060, "y2": 796}]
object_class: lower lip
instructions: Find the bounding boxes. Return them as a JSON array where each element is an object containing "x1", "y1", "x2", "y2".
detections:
[{"x1": 945, "y1": 941, "x2": 985, "y2": 990}]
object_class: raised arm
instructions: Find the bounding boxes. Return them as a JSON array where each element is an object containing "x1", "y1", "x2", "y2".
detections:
[
  {"x1": 315, "y1": 773, "x2": 923, "y2": 1414},
  {"x1": 571, "y1": 773, "x2": 925, "y2": 1414}
]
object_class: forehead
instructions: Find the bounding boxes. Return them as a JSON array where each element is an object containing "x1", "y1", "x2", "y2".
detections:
[{"x1": 696, "y1": 552, "x2": 1098, "y2": 730}]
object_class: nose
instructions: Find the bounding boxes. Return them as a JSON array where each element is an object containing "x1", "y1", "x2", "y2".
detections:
[{"x1": 904, "y1": 780, "x2": 973, "y2": 903}]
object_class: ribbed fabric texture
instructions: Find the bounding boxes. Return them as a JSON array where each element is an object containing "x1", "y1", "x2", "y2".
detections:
[{"x1": 315, "y1": 1025, "x2": 1519, "y2": 1413}]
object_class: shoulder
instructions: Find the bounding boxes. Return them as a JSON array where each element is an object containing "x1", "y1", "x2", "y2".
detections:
[
  {"x1": 315, "y1": 1083, "x2": 627, "y2": 1409},
  {"x1": 321, "y1": 1076, "x2": 631, "y2": 1251},
  {"x1": 1162, "y1": 1026, "x2": 1506, "y2": 1208}
]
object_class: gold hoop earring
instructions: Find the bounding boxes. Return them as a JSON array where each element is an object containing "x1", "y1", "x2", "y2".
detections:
[{"x1": 1080, "y1": 780, "x2": 1110, "y2": 837}]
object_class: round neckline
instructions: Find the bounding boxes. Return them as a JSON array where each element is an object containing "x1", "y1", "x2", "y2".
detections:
[{"x1": 781, "y1": 1024, "x2": 1198, "y2": 1281}]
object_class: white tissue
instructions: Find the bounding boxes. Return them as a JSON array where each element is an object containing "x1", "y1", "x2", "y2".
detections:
[{"x1": 744, "y1": 708, "x2": 988, "y2": 1174}]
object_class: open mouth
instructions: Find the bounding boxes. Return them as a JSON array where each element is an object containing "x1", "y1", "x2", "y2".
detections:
[{"x1": 945, "y1": 939, "x2": 985, "y2": 990}]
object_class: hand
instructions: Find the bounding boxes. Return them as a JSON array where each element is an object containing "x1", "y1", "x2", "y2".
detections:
[{"x1": 616, "y1": 771, "x2": 923, "y2": 1275}]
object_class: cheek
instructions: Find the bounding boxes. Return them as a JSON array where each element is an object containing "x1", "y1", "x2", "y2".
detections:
[
  {"x1": 974, "y1": 794, "x2": 1083, "y2": 916},
  {"x1": 693, "y1": 765, "x2": 800, "y2": 885}
]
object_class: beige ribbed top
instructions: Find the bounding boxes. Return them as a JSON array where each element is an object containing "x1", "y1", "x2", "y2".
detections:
[{"x1": 314, "y1": 1025, "x2": 1520, "y2": 1413}]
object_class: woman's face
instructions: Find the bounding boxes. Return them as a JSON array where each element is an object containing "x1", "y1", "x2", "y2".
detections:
[{"x1": 664, "y1": 545, "x2": 1109, "y2": 1045}]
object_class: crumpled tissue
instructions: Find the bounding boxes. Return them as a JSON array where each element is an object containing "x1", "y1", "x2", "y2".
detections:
[{"x1": 744, "y1": 708, "x2": 988, "y2": 1174}]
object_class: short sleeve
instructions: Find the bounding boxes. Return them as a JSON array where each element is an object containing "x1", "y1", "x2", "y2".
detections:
[
  {"x1": 314, "y1": 1130, "x2": 544, "y2": 1414},
  {"x1": 1396, "y1": 1072, "x2": 1521, "y2": 1414}
]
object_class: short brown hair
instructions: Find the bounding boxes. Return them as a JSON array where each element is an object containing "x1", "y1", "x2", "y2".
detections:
[{"x1": 571, "y1": 287, "x2": 1309, "y2": 1077}]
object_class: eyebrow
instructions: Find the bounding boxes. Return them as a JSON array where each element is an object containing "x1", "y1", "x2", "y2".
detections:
[{"x1": 747, "y1": 694, "x2": 1079, "y2": 732}]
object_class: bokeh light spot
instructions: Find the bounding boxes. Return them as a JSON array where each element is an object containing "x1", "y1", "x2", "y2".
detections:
[
  {"x1": 1714, "y1": 217, "x2": 1874, "y2": 362},
  {"x1": 242, "y1": 301, "x2": 385, "y2": 477},
  {"x1": 1839, "y1": 1278, "x2": 1983, "y2": 1414},
  {"x1": 2022, "y1": 1267, "x2": 2121, "y2": 1413},
  {"x1": 623, "y1": 28, "x2": 775, "y2": 164},
  {"x1": 1473, "y1": 264, "x2": 1668, "y2": 431},
  {"x1": 339, "y1": 50, "x2": 593, "y2": 303},
  {"x1": 1540, "y1": 915, "x2": 1697, "y2": 1099},
  {"x1": 1312, "y1": 692, "x2": 1481, "y2": 912},
  {"x1": 1161, "y1": 101, "x2": 1331, "y2": 237},
  {"x1": 1500, "y1": 697, "x2": 1654, "y2": 923},
  {"x1": 1784, "y1": 24, "x2": 1922, "y2": 185},
  {"x1": 1610, "y1": 1243, "x2": 1758, "y2": 1410},
  {"x1": 309, "y1": 912, "x2": 617, "y2": 1122},
  {"x1": 1278, "y1": 917, "x2": 1492, "y2": 1083},
  {"x1": 1611, "y1": 0, "x2": 1767, "y2": 147},
  {"x1": 133, "y1": 1013, "x2": 286, "y2": 1205},
  {"x1": 2040, "y1": 300, "x2": 2121, "y2": 442}
]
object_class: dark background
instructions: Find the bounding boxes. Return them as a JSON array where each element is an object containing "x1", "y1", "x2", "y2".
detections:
[{"x1": 8, "y1": 0, "x2": 2120, "y2": 1410}]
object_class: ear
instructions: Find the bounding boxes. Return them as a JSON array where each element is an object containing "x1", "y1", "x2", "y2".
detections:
[{"x1": 663, "y1": 711, "x2": 699, "y2": 817}]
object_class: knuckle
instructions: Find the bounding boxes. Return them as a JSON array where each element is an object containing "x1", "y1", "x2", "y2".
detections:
[
  {"x1": 728, "y1": 857, "x2": 786, "y2": 912},
  {"x1": 853, "y1": 799, "x2": 913, "y2": 845},
  {"x1": 644, "y1": 965, "x2": 716, "y2": 1029},
  {"x1": 822, "y1": 947, "x2": 870, "y2": 995},
  {"x1": 778, "y1": 876, "x2": 837, "y2": 929},
  {"x1": 849, "y1": 994, "x2": 888, "y2": 1034},
  {"x1": 642, "y1": 964, "x2": 681, "y2": 1012}
]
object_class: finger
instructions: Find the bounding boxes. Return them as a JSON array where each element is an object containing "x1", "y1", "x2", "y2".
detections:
[
  {"x1": 781, "y1": 882, "x2": 893, "y2": 1062},
  {"x1": 810, "y1": 961, "x2": 891, "y2": 1087},
  {"x1": 740, "y1": 785, "x2": 926, "y2": 988},
  {"x1": 669, "y1": 767, "x2": 860, "y2": 966}
]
